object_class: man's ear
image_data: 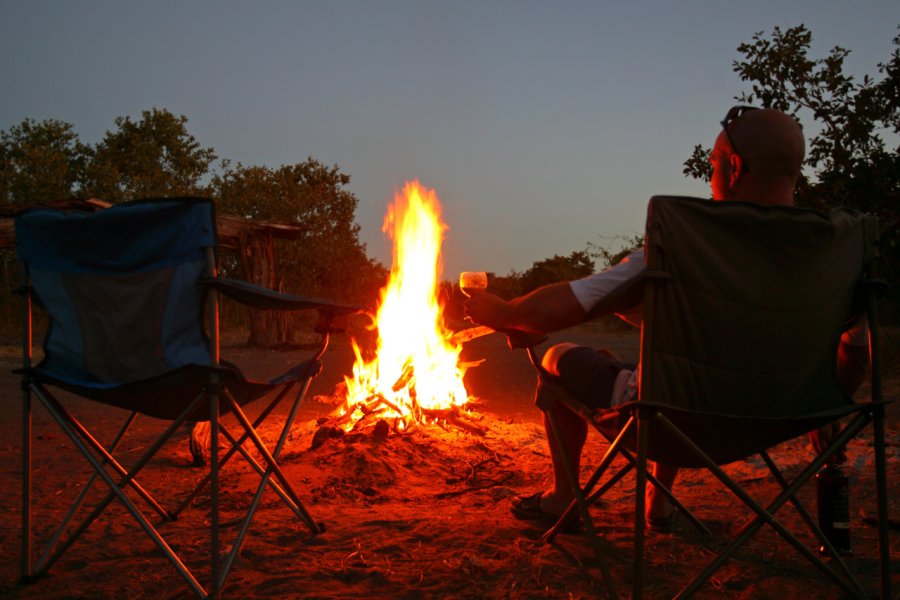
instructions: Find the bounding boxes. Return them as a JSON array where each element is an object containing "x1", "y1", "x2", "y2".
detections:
[{"x1": 728, "y1": 153, "x2": 743, "y2": 187}]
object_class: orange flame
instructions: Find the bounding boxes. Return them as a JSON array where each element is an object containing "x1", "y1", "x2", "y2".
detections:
[{"x1": 341, "y1": 180, "x2": 469, "y2": 429}]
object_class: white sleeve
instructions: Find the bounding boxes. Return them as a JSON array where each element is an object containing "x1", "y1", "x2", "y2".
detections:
[{"x1": 568, "y1": 249, "x2": 645, "y2": 313}]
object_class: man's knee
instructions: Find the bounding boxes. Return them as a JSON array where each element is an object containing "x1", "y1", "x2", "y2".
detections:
[{"x1": 541, "y1": 342, "x2": 583, "y2": 376}]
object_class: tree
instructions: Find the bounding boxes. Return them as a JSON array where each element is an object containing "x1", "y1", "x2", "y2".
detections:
[
  {"x1": 83, "y1": 108, "x2": 216, "y2": 202},
  {"x1": 0, "y1": 112, "x2": 385, "y2": 343},
  {"x1": 683, "y1": 25, "x2": 900, "y2": 314},
  {"x1": 518, "y1": 250, "x2": 594, "y2": 293},
  {"x1": 0, "y1": 118, "x2": 90, "y2": 207},
  {"x1": 0, "y1": 118, "x2": 93, "y2": 313},
  {"x1": 212, "y1": 158, "x2": 385, "y2": 346},
  {"x1": 588, "y1": 234, "x2": 644, "y2": 270}
]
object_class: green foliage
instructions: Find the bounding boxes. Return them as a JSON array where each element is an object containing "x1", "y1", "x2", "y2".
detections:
[
  {"x1": 685, "y1": 26, "x2": 899, "y2": 196},
  {"x1": 468, "y1": 240, "x2": 645, "y2": 308},
  {"x1": 518, "y1": 250, "x2": 594, "y2": 293},
  {"x1": 0, "y1": 118, "x2": 94, "y2": 324},
  {"x1": 484, "y1": 271, "x2": 525, "y2": 300},
  {"x1": 732, "y1": 26, "x2": 899, "y2": 205},
  {"x1": 0, "y1": 118, "x2": 91, "y2": 207},
  {"x1": 212, "y1": 159, "x2": 387, "y2": 306},
  {"x1": 682, "y1": 143, "x2": 713, "y2": 182},
  {"x1": 0, "y1": 109, "x2": 386, "y2": 341},
  {"x1": 442, "y1": 250, "x2": 598, "y2": 324},
  {"x1": 82, "y1": 108, "x2": 216, "y2": 202},
  {"x1": 588, "y1": 234, "x2": 644, "y2": 270},
  {"x1": 684, "y1": 24, "x2": 900, "y2": 316}
]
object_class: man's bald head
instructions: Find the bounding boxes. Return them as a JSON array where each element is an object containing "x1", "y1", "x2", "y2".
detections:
[
  {"x1": 729, "y1": 108, "x2": 805, "y2": 179},
  {"x1": 711, "y1": 108, "x2": 806, "y2": 205}
]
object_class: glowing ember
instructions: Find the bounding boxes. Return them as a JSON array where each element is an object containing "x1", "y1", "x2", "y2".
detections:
[{"x1": 340, "y1": 180, "x2": 471, "y2": 431}]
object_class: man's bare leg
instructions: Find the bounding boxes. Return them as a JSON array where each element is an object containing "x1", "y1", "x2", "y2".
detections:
[
  {"x1": 646, "y1": 462, "x2": 678, "y2": 522},
  {"x1": 537, "y1": 343, "x2": 588, "y2": 516}
]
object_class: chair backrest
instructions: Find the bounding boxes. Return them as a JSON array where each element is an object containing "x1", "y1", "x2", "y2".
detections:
[
  {"x1": 15, "y1": 197, "x2": 217, "y2": 387},
  {"x1": 639, "y1": 196, "x2": 877, "y2": 422}
]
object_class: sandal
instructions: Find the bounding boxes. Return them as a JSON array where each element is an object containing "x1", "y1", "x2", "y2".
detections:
[
  {"x1": 646, "y1": 506, "x2": 678, "y2": 533},
  {"x1": 511, "y1": 492, "x2": 584, "y2": 534}
]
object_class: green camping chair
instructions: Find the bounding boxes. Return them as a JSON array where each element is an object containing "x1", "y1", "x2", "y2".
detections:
[{"x1": 519, "y1": 196, "x2": 890, "y2": 599}]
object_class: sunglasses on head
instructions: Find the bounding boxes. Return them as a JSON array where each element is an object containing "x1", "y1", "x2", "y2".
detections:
[{"x1": 719, "y1": 105, "x2": 758, "y2": 159}]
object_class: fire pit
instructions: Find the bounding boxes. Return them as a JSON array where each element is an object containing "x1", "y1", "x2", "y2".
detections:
[{"x1": 324, "y1": 180, "x2": 484, "y2": 437}]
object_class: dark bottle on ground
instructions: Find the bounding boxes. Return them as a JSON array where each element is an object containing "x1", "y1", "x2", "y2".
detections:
[{"x1": 816, "y1": 463, "x2": 852, "y2": 557}]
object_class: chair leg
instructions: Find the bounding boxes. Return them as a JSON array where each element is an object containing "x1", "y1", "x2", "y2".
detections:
[
  {"x1": 872, "y1": 404, "x2": 891, "y2": 599},
  {"x1": 20, "y1": 379, "x2": 33, "y2": 583},
  {"x1": 239, "y1": 382, "x2": 311, "y2": 524},
  {"x1": 35, "y1": 385, "x2": 208, "y2": 596},
  {"x1": 600, "y1": 441, "x2": 709, "y2": 535},
  {"x1": 541, "y1": 404, "x2": 619, "y2": 599},
  {"x1": 632, "y1": 408, "x2": 649, "y2": 600},
  {"x1": 170, "y1": 381, "x2": 297, "y2": 519},
  {"x1": 653, "y1": 413, "x2": 869, "y2": 599},
  {"x1": 221, "y1": 381, "x2": 320, "y2": 581},
  {"x1": 218, "y1": 425, "x2": 301, "y2": 512},
  {"x1": 224, "y1": 393, "x2": 320, "y2": 532},
  {"x1": 43, "y1": 407, "x2": 169, "y2": 520},
  {"x1": 210, "y1": 384, "x2": 221, "y2": 599},
  {"x1": 545, "y1": 416, "x2": 636, "y2": 543},
  {"x1": 759, "y1": 451, "x2": 866, "y2": 593},
  {"x1": 168, "y1": 380, "x2": 321, "y2": 595},
  {"x1": 38, "y1": 412, "x2": 141, "y2": 568},
  {"x1": 28, "y1": 384, "x2": 211, "y2": 597}
]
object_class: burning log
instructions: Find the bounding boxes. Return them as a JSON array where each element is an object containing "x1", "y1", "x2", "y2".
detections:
[
  {"x1": 419, "y1": 406, "x2": 486, "y2": 437},
  {"x1": 391, "y1": 361, "x2": 415, "y2": 392},
  {"x1": 447, "y1": 325, "x2": 494, "y2": 346},
  {"x1": 365, "y1": 393, "x2": 404, "y2": 417},
  {"x1": 316, "y1": 392, "x2": 485, "y2": 440}
]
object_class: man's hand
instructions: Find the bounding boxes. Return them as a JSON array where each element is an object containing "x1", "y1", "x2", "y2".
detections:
[
  {"x1": 809, "y1": 422, "x2": 847, "y2": 464},
  {"x1": 463, "y1": 291, "x2": 510, "y2": 330}
]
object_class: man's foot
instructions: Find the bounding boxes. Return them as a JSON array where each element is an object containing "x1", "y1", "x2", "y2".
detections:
[
  {"x1": 511, "y1": 492, "x2": 583, "y2": 533},
  {"x1": 645, "y1": 474, "x2": 678, "y2": 533},
  {"x1": 646, "y1": 504, "x2": 678, "y2": 533}
]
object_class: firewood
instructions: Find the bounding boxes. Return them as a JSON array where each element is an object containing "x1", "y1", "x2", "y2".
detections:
[
  {"x1": 367, "y1": 393, "x2": 404, "y2": 416},
  {"x1": 420, "y1": 407, "x2": 486, "y2": 437},
  {"x1": 391, "y1": 361, "x2": 415, "y2": 392}
]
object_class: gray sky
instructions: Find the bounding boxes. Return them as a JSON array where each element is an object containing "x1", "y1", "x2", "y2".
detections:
[{"x1": 2, "y1": 1, "x2": 897, "y2": 279}]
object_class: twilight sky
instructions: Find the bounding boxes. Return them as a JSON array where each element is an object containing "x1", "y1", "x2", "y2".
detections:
[{"x1": 2, "y1": 1, "x2": 897, "y2": 279}]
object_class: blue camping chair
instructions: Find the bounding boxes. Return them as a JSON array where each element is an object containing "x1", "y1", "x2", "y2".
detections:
[
  {"x1": 15, "y1": 197, "x2": 363, "y2": 598},
  {"x1": 512, "y1": 197, "x2": 891, "y2": 598}
]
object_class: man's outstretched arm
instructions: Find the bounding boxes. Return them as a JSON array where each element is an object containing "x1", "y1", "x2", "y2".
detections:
[{"x1": 463, "y1": 282, "x2": 587, "y2": 334}]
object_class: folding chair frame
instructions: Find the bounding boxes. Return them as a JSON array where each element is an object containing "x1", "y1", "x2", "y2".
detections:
[
  {"x1": 18, "y1": 204, "x2": 360, "y2": 599},
  {"x1": 513, "y1": 200, "x2": 891, "y2": 599}
]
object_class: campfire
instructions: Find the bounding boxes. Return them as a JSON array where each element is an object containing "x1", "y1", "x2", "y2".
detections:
[{"x1": 327, "y1": 180, "x2": 483, "y2": 436}]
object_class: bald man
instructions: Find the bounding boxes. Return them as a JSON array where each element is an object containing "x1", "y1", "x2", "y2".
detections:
[{"x1": 464, "y1": 108, "x2": 868, "y2": 532}]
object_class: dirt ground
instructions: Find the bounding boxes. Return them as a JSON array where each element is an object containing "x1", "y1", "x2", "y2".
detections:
[{"x1": 0, "y1": 324, "x2": 897, "y2": 599}]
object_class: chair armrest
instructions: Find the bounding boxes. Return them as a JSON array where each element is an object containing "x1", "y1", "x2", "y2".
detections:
[
  {"x1": 204, "y1": 277, "x2": 362, "y2": 313},
  {"x1": 203, "y1": 277, "x2": 366, "y2": 332},
  {"x1": 501, "y1": 328, "x2": 548, "y2": 349}
]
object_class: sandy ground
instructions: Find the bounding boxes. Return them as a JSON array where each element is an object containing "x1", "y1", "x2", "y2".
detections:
[{"x1": 0, "y1": 325, "x2": 897, "y2": 599}]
